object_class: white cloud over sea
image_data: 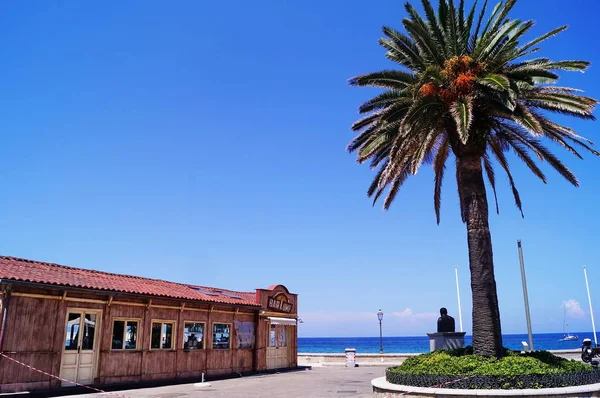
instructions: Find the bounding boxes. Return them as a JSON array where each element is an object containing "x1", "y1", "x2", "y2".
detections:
[
  {"x1": 299, "y1": 308, "x2": 439, "y2": 336},
  {"x1": 301, "y1": 308, "x2": 437, "y2": 323},
  {"x1": 563, "y1": 299, "x2": 585, "y2": 318},
  {"x1": 391, "y1": 308, "x2": 438, "y2": 321}
]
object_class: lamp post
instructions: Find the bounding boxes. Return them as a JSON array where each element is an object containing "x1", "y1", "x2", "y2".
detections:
[{"x1": 377, "y1": 309, "x2": 384, "y2": 354}]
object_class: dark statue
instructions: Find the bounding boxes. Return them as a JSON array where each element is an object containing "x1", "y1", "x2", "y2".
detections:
[{"x1": 437, "y1": 307, "x2": 455, "y2": 333}]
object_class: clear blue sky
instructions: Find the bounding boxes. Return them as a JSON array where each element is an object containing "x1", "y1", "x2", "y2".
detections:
[{"x1": 1, "y1": 0, "x2": 599, "y2": 338}]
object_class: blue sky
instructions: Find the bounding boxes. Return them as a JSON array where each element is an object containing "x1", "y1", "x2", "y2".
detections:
[{"x1": 1, "y1": 0, "x2": 599, "y2": 338}]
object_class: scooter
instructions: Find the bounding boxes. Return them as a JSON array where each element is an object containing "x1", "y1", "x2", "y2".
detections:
[{"x1": 581, "y1": 338, "x2": 600, "y2": 367}]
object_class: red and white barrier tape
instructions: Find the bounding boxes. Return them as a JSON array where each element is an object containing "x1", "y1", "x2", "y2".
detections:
[{"x1": 0, "y1": 352, "x2": 129, "y2": 397}]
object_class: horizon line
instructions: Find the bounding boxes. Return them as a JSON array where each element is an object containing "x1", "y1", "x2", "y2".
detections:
[{"x1": 299, "y1": 331, "x2": 596, "y2": 339}]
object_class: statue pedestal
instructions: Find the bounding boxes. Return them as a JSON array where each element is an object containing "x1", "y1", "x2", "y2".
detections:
[{"x1": 427, "y1": 332, "x2": 466, "y2": 352}]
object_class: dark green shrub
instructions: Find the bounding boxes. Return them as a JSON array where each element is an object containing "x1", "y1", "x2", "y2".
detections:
[{"x1": 387, "y1": 348, "x2": 597, "y2": 389}]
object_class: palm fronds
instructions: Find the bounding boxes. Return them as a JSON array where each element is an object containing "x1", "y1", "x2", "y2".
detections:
[{"x1": 348, "y1": 0, "x2": 597, "y2": 220}]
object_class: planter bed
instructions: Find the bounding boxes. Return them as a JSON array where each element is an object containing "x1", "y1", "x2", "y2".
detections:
[
  {"x1": 384, "y1": 347, "x2": 598, "y2": 390},
  {"x1": 386, "y1": 369, "x2": 600, "y2": 389},
  {"x1": 372, "y1": 377, "x2": 600, "y2": 397}
]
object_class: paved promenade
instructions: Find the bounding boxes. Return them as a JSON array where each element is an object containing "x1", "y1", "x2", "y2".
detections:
[
  {"x1": 44, "y1": 351, "x2": 582, "y2": 398},
  {"x1": 76, "y1": 367, "x2": 384, "y2": 398}
]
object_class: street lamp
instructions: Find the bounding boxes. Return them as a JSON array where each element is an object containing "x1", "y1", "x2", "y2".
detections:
[{"x1": 377, "y1": 309, "x2": 384, "y2": 354}]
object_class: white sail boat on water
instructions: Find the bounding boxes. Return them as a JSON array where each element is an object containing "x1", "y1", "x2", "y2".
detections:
[{"x1": 559, "y1": 305, "x2": 579, "y2": 341}]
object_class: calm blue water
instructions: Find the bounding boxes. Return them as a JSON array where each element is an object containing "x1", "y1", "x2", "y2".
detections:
[{"x1": 299, "y1": 333, "x2": 593, "y2": 353}]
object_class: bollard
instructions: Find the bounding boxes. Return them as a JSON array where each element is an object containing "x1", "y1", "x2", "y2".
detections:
[{"x1": 194, "y1": 372, "x2": 212, "y2": 388}]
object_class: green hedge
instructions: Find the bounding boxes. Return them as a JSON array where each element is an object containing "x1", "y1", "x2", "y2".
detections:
[{"x1": 386, "y1": 347, "x2": 598, "y2": 389}]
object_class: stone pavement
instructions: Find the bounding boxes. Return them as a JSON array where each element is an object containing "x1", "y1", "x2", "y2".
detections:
[{"x1": 75, "y1": 367, "x2": 384, "y2": 398}]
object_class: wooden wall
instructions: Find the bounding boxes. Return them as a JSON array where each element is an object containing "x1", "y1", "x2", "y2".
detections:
[
  {"x1": 255, "y1": 320, "x2": 298, "y2": 371},
  {"x1": 254, "y1": 284, "x2": 299, "y2": 371},
  {"x1": 0, "y1": 285, "x2": 260, "y2": 393},
  {"x1": 256, "y1": 285, "x2": 298, "y2": 316},
  {"x1": 0, "y1": 291, "x2": 65, "y2": 392},
  {"x1": 255, "y1": 318, "x2": 268, "y2": 370}
]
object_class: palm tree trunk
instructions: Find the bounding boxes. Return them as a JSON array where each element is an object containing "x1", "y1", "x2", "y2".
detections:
[{"x1": 456, "y1": 155, "x2": 503, "y2": 358}]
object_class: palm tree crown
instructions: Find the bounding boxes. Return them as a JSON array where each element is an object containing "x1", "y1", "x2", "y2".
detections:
[{"x1": 348, "y1": 0, "x2": 598, "y2": 222}]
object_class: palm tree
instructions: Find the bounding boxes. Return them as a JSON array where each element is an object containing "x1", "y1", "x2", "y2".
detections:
[{"x1": 348, "y1": 0, "x2": 597, "y2": 357}]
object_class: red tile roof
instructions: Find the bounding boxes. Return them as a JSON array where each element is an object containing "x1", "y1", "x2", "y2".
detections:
[{"x1": 0, "y1": 256, "x2": 260, "y2": 307}]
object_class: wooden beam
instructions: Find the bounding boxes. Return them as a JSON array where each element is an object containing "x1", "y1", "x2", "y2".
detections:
[
  {"x1": 151, "y1": 304, "x2": 179, "y2": 310},
  {"x1": 12, "y1": 292, "x2": 61, "y2": 301},
  {"x1": 259, "y1": 311, "x2": 297, "y2": 319},
  {"x1": 65, "y1": 297, "x2": 106, "y2": 304},
  {"x1": 12, "y1": 292, "x2": 107, "y2": 304},
  {"x1": 112, "y1": 301, "x2": 146, "y2": 307},
  {"x1": 182, "y1": 306, "x2": 209, "y2": 312},
  {"x1": 10, "y1": 292, "x2": 257, "y2": 314}
]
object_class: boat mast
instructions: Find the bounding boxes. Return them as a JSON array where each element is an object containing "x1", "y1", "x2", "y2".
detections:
[
  {"x1": 517, "y1": 240, "x2": 534, "y2": 351},
  {"x1": 563, "y1": 305, "x2": 566, "y2": 335},
  {"x1": 454, "y1": 265, "x2": 464, "y2": 333},
  {"x1": 584, "y1": 266, "x2": 597, "y2": 346}
]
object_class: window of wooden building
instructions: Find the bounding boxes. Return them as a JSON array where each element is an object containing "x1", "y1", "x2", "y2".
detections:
[
  {"x1": 150, "y1": 320, "x2": 175, "y2": 350},
  {"x1": 269, "y1": 324, "x2": 288, "y2": 347},
  {"x1": 65, "y1": 312, "x2": 97, "y2": 351},
  {"x1": 111, "y1": 319, "x2": 140, "y2": 350},
  {"x1": 212, "y1": 323, "x2": 231, "y2": 350},
  {"x1": 233, "y1": 321, "x2": 255, "y2": 349},
  {"x1": 183, "y1": 322, "x2": 204, "y2": 350}
]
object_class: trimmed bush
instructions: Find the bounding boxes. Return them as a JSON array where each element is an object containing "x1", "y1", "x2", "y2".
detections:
[{"x1": 386, "y1": 347, "x2": 598, "y2": 389}]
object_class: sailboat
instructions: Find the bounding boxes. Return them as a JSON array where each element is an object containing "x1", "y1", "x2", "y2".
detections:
[{"x1": 559, "y1": 306, "x2": 579, "y2": 341}]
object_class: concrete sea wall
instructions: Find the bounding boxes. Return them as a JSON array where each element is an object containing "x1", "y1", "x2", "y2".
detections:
[{"x1": 298, "y1": 349, "x2": 581, "y2": 367}]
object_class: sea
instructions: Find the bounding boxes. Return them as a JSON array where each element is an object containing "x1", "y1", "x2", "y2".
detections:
[{"x1": 298, "y1": 332, "x2": 593, "y2": 353}]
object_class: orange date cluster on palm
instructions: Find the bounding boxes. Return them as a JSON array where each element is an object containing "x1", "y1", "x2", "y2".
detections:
[{"x1": 418, "y1": 56, "x2": 485, "y2": 103}]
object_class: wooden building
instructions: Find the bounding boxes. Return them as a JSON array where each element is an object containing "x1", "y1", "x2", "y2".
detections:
[{"x1": 0, "y1": 256, "x2": 298, "y2": 393}]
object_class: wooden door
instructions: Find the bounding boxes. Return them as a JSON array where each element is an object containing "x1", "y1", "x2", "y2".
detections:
[
  {"x1": 276, "y1": 325, "x2": 289, "y2": 368},
  {"x1": 266, "y1": 323, "x2": 276, "y2": 369},
  {"x1": 60, "y1": 309, "x2": 101, "y2": 386},
  {"x1": 266, "y1": 324, "x2": 289, "y2": 369}
]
